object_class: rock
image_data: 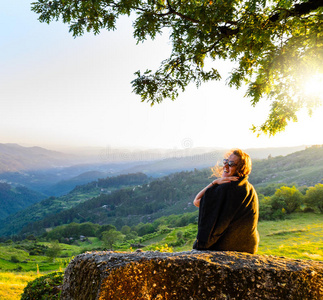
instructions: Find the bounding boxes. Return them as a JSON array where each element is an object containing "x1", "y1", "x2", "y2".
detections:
[{"x1": 61, "y1": 250, "x2": 323, "y2": 300}]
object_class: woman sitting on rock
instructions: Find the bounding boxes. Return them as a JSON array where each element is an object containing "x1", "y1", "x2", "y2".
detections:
[{"x1": 193, "y1": 149, "x2": 259, "y2": 254}]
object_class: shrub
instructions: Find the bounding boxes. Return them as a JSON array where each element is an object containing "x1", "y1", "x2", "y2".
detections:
[
  {"x1": 169, "y1": 238, "x2": 186, "y2": 247},
  {"x1": 270, "y1": 186, "x2": 303, "y2": 214},
  {"x1": 10, "y1": 255, "x2": 20, "y2": 263},
  {"x1": 21, "y1": 271, "x2": 63, "y2": 300},
  {"x1": 46, "y1": 240, "x2": 62, "y2": 262},
  {"x1": 305, "y1": 184, "x2": 323, "y2": 213},
  {"x1": 303, "y1": 207, "x2": 315, "y2": 213},
  {"x1": 259, "y1": 196, "x2": 274, "y2": 220}
]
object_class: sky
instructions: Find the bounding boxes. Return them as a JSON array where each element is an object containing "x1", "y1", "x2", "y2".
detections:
[{"x1": 1, "y1": 1, "x2": 323, "y2": 153}]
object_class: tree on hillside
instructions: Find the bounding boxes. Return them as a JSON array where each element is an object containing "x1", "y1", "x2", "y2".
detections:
[
  {"x1": 305, "y1": 183, "x2": 323, "y2": 213},
  {"x1": 270, "y1": 185, "x2": 303, "y2": 214},
  {"x1": 46, "y1": 240, "x2": 62, "y2": 262},
  {"x1": 32, "y1": 0, "x2": 323, "y2": 135},
  {"x1": 101, "y1": 229, "x2": 124, "y2": 249}
]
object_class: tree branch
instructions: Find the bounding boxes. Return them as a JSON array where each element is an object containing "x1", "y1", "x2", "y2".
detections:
[
  {"x1": 269, "y1": 0, "x2": 323, "y2": 22},
  {"x1": 165, "y1": 0, "x2": 200, "y2": 23}
]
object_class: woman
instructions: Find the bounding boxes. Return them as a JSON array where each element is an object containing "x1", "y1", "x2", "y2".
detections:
[{"x1": 193, "y1": 149, "x2": 259, "y2": 254}]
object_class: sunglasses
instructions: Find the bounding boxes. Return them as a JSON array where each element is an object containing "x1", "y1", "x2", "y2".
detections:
[{"x1": 223, "y1": 159, "x2": 238, "y2": 167}]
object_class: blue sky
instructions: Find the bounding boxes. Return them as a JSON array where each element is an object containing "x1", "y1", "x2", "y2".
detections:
[{"x1": 1, "y1": 1, "x2": 322, "y2": 151}]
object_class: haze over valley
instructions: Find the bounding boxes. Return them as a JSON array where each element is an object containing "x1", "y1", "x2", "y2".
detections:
[
  {"x1": 0, "y1": 143, "x2": 308, "y2": 196},
  {"x1": 0, "y1": 143, "x2": 321, "y2": 238}
]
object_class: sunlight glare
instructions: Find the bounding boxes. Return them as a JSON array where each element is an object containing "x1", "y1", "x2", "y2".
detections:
[{"x1": 304, "y1": 74, "x2": 323, "y2": 101}]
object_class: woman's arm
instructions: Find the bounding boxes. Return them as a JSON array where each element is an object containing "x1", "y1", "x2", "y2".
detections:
[
  {"x1": 193, "y1": 177, "x2": 239, "y2": 207},
  {"x1": 193, "y1": 180, "x2": 217, "y2": 208}
]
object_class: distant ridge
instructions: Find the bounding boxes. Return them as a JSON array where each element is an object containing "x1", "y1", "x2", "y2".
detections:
[
  {"x1": 0, "y1": 143, "x2": 78, "y2": 173},
  {"x1": 0, "y1": 143, "x2": 308, "y2": 174},
  {"x1": 43, "y1": 170, "x2": 108, "y2": 196},
  {"x1": 118, "y1": 145, "x2": 308, "y2": 177},
  {"x1": 244, "y1": 145, "x2": 307, "y2": 159}
]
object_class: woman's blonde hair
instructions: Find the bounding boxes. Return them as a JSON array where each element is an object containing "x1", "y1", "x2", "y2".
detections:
[{"x1": 211, "y1": 149, "x2": 252, "y2": 178}]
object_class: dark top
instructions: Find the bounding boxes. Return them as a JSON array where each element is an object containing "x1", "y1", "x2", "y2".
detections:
[{"x1": 193, "y1": 176, "x2": 259, "y2": 254}]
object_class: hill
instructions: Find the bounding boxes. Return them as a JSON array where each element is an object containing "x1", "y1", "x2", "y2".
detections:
[
  {"x1": 18, "y1": 169, "x2": 210, "y2": 237},
  {"x1": 0, "y1": 143, "x2": 78, "y2": 173},
  {"x1": 0, "y1": 143, "x2": 306, "y2": 192},
  {"x1": 116, "y1": 146, "x2": 307, "y2": 177},
  {"x1": 0, "y1": 173, "x2": 150, "y2": 237},
  {"x1": 43, "y1": 171, "x2": 108, "y2": 196},
  {"x1": 0, "y1": 183, "x2": 45, "y2": 220},
  {"x1": 250, "y1": 145, "x2": 323, "y2": 187}
]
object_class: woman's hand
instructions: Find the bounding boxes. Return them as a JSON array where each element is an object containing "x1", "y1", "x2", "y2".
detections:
[
  {"x1": 193, "y1": 176, "x2": 239, "y2": 207},
  {"x1": 212, "y1": 176, "x2": 239, "y2": 185}
]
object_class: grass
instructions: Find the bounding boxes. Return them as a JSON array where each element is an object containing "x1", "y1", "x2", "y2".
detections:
[
  {"x1": 257, "y1": 213, "x2": 323, "y2": 260},
  {"x1": 0, "y1": 212, "x2": 322, "y2": 299},
  {"x1": 0, "y1": 244, "x2": 70, "y2": 273},
  {"x1": 141, "y1": 213, "x2": 323, "y2": 260},
  {"x1": 0, "y1": 272, "x2": 40, "y2": 300}
]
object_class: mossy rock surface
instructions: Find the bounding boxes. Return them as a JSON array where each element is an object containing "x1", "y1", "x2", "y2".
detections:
[{"x1": 61, "y1": 250, "x2": 323, "y2": 300}]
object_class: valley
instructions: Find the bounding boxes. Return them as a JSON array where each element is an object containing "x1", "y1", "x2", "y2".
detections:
[{"x1": 0, "y1": 143, "x2": 322, "y2": 299}]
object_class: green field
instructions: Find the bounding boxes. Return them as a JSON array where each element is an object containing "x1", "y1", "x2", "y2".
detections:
[
  {"x1": 257, "y1": 213, "x2": 323, "y2": 260},
  {"x1": 1, "y1": 213, "x2": 322, "y2": 299}
]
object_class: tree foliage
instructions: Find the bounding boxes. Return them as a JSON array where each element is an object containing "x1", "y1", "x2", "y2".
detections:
[
  {"x1": 101, "y1": 229, "x2": 124, "y2": 249},
  {"x1": 31, "y1": 0, "x2": 323, "y2": 134},
  {"x1": 305, "y1": 183, "x2": 323, "y2": 213},
  {"x1": 270, "y1": 185, "x2": 303, "y2": 213},
  {"x1": 46, "y1": 240, "x2": 62, "y2": 262},
  {"x1": 45, "y1": 222, "x2": 101, "y2": 241}
]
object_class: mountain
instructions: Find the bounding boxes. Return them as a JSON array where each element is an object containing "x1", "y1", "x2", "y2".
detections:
[
  {"x1": 243, "y1": 145, "x2": 307, "y2": 159},
  {"x1": 0, "y1": 143, "x2": 306, "y2": 175},
  {"x1": 0, "y1": 161, "x2": 150, "y2": 196},
  {"x1": 0, "y1": 173, "x2": 150, "y2": 237},
  {"x1": 114, "y1": 146, "x2": 308, "y2": 177},
  {"x1": 43, "y1": 171, "x2": 108, "y2": 196},
  {"x1": 20, "y1": 169, "x2": 210, "y2": 236},
  {"x1": 0, "y1": 182, "x2": 46, "y2": 220},
  {"x1": 0, "y1": 143, "x2": 307, "y2": 195},
  {"x1": 249, "y1": 145, "x2": 323, "y2": 187},
  {"x1": 0, "y1": 143, "x2": 80, "y2": 173},
  {"x1": 0, "y1": 144, "x2": 135, "y2": 195}
]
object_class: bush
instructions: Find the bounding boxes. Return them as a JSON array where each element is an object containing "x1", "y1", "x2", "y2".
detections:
[
  {"x1": 170, "y1": 238, "x2": 185, "y2": 247},
  {"x1": 46, "y1": 240, "x2": 62, "y2": 262},
  {"x1": 303, "y1": 207, "x2": 315, "y2": 213},
  {"x1": 10, "y1": 255, "x2": 20, "y2": 263},
  {"x1": 270, "y1": 186, "x2": 303, "y2": 214},
  {"x1": 21, "y1": 271, "x2": 63, "y2": 300},
  {"x1": 271, "y1": 208, "x2": 286, "y2": 220},
  {"x1": 15, "y1": 265, "x2": 23, "y2": 272},
  {"x1": 259, "y1": 196, "x2": 274, "y2": 220},
  {"x1": 136, "y1": 223, "x2": 156, "y2": 236},
  {"x1": 305, "y1": 184, "x2": 323, "y2": 213}
]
